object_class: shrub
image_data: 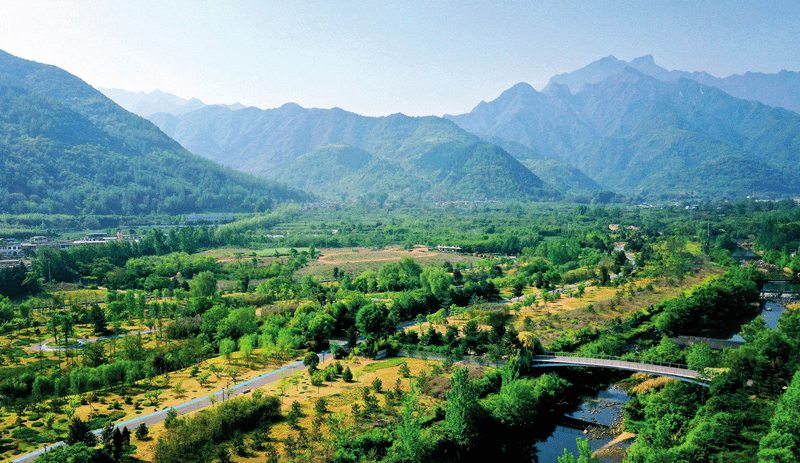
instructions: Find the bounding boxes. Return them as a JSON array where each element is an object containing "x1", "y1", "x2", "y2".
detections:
[
  {"x1": 398, "y1": 362, "x2": 411, "y2": 378},
  {"x1": 153, "y1": 395, "x2": 282, "y2": 463},
  {"x1": 342, "y1": 366, "x2": 353, "y2": 382},
  {"x1": 135, "y1": 422, "x2": 149, "y2": 440},
  {"x1": 314, "y1": 397, "x2": 327, "y2": 416},
  {"x1": 371, "y1": 378, "x2": 383, "y2": 393}
]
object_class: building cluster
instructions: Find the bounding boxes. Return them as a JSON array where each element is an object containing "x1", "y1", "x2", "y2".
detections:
[{"x1": 1, "y1": 231, "x2": 133, "y2": 260}]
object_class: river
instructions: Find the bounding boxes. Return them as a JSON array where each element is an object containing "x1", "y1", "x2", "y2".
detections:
[
  {"x1": 538, "y1": 288, "x2": 799, "y2": 462},
  {"x1": 536, "y1": 386, "x2": 631, "y2": 462},
  {"x1": 729, "y1": 287, "x2": 798, "y2": 342}
]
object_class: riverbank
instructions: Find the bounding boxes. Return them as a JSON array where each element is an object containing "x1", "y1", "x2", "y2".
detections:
[{"x1": 537, "y1": 385, "x2": 632, "y2": 462}]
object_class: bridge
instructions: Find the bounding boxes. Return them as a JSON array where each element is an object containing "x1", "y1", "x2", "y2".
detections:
[
  {"x1": 532, "y1": 353, "x2": 708, "y2": 386},
  {"x1": 397, "y1": 350, "x2": 711, "y2": 387}
]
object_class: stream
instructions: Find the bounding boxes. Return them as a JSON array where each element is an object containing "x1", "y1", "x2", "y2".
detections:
[
  {"x1": 536, "y1": 385, "x2": 630, "y2": 462},
  {"x1": 537, "y1": 288, "x2": 799, "y2": 462}
]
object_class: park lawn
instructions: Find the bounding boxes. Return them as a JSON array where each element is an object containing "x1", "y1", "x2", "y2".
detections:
[
  {"x1": 0, "y1": 346, "x2": 304, "y2": 461},
  {"x1": 50, "y1": 288, "x2": 108, "y2": 306},
  {"x1": 131, "y1": 356, "x2": 455, "y2": 462},
  {"x1": 513, "y1": 266, "x2": 724, "y2": 346},
  {"x1": 402, "y1": 261, "x2": 724, "y2": 350}
]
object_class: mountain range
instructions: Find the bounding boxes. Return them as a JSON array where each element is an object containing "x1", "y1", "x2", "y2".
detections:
[
  {"x1": 0, "y1": 49, "x2": 309, "y2": 215},
  {"x1": 549, "y1": 55, "x2": 800, "y2": 115},
  {"x1": 98, "y1": 87, "x2": 246, "y2": 118},
  {"x1": 136, "y1": 55, "x2": 800, "y2": 202},
  {"x1": 445, "y1": 57, "x2": 800, "y2": 200},
  {"x1": 3, "y1": 48, "x2": 800, "y2": 212},
  {"x1": 149, "y1": 104, "x2": 561, "y2": 202}
]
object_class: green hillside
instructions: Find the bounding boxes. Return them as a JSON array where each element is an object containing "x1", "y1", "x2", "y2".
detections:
[{"x1": 0, "y1": 50, "x2": 310, "y2": 215}]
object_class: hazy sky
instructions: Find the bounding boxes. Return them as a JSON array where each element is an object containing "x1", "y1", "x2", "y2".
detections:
[{"x1": 1, "y1": 0, "x2": 799, "y2": 117}]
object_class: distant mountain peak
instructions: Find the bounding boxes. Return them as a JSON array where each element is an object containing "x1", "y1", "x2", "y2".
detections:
[
  {"x1": 630, "y1": 54, "x2": 656, "y2": 66},
  {"x1": 98, "y1": 87, "x2": 208, "y2": 118},
  {"x1": 541, "y1": 80, "x2": 572, "y2": 97},
  {"x1": 446, "y1": 56, "x2": 800, "y2": 200},
  {"x1": 549, "y1": 55, "x2": 629, "y2": 94},
  {"x1": 598, "y1": 54, "x2": 622, "y2": 63},
  {"x1": 495, "y1": 82, "x2": 542, "y2": 103}
]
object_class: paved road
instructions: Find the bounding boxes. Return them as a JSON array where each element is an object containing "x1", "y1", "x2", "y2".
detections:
[{"x1": 11, "y1": 352, "x2": 330, "y2": 462}]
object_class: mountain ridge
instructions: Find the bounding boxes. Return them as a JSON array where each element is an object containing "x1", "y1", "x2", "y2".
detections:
[
  {"x1": 150, "y1": 103, "x2": 560, "y2": 202},
  {"x1": 0, "y1": 49, "x2": 310, "y2": 215},
  {"x1": 446, "y1": 64, "x2": 800, "y2": 199},
  {"x1": 549, "y1": 54, "x2": 800, "y2": 115}
]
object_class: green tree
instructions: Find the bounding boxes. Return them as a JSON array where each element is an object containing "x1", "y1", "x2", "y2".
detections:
[
  {"x1": 216, "y1": 306, "x2": 258, "y2": 340},
  {"x1": 89, "y1": 304, "x2": 107, "y2": 334},
  {"x1": 135, "y1": 422, "x2": 149, "y2": 440},
  {"x1": 420, "y1": 267, "x2": 454, "y2": 300},
  {"x1": 356, "y1": 302, "x2": 392, "y2": 336},
  {"x1": 311, "y1": 372, "x2": 324, "y2": 392},
  {"x1": 388, "y1": 389, "x2": 429, "y2": 461},
  {"x1": 342, "y1": 366, "x2": 353, "y2": 382},
  {"x1": 37, "y1": 443, "x2": 98, "y2": 463},
  {"x1": 759, "y1": 370, "x2": 800, "y2": 462},
  {"x1": 445, "y1": 367, "x2": 483, "y2": 448},
  {"x1": 239, "y1": 335, "x2": 254, "y2": 363},
  {"x1": 558, "y1": 438, "x2": 600, "y2": 463},
  {"x1": 303, "y1": 352, "x2": 320, "y2": 371},
  {"x1": 219, "y1": 337, "x2": 236, "y2": 363},
  {"x1": 372, "y1": 378, "x2": 383, "y2": 393},
  {"x1": 81, "y1": 339, "x2": 107, "y2": 367},
  {"x1": 190, "y1": 271, "x2": 218, "y2": 298},
  {"x1": 66, "y1": 417, "x2": 98, "y2": 447},
  {"x1": 307, "y1": 310, "x2": 336, "y2": 347}
]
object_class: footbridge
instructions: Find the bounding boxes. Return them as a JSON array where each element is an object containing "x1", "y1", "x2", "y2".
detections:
[
  {"x1": 532, "y1": 353, "x2": 709, "y2": 386},
  {"x1": 397, "y1": 350, "x2": 711, "y2": 387}
]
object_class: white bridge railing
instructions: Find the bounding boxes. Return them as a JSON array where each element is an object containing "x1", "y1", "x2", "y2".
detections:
[{"x1": 533, "y1": 352, "x2": 702, "y2": 380}]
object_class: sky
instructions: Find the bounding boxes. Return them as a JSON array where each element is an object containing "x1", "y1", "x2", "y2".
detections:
[{"x1": 1, "y1": 0, "x2": 799, "y2": 117}]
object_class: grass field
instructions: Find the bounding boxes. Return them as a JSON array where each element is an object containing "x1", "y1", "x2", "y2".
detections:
[{"x1": 296, "y1": 245, "x2": 482, "y2": 280}]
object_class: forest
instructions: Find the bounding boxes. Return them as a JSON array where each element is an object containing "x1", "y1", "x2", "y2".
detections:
[{"x1": 0, "y1": 198, "x2": 799, "y2": 463}]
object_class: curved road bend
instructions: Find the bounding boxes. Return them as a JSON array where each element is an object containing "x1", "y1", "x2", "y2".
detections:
[
  {"x1": 28, "y1": 329, "x2": 161, "y2": 352},
  {"x1": 11, "y1": 352, "x2": 330, "y2": 463}
]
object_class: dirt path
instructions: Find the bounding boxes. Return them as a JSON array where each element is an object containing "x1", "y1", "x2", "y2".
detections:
[{"x1": 27, "y1": 329, "x2": 160, "y2": 352}]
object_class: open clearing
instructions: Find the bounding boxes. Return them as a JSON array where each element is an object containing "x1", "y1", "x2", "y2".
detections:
[{"x1": 295, "y1": 245, "x2": 482, "y2": 280}]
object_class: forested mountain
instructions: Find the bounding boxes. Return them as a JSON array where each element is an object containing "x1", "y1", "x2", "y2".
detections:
[
  {"x1": 446, "y1": 67, "x2": 800, "y2": 200},
  {"x1": 98, "y1": 87, "x2": 246, "y2": 118},
  {"x1": 482, "y1": 137, "x2": 602, "y2": 192},
  {"x1": 550, "y1": 54, "x2": 800, "y2": 115},
  {"x1": 0, "y1": 49, "x2": 309, "y2": 215},
  {"x1": 150, "y1": 104, "x2": 559, "y2": 202}
]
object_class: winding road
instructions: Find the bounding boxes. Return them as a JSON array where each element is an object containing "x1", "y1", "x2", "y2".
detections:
[{"x1": 27, "y1": 329, "x2": 161, "y2": 352}]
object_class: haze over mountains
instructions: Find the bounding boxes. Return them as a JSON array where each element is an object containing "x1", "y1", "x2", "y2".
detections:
[
  {"x1": 0, "y1": 49, "x2": 309, "y2": 215},
  {"x1": 149, "y1": 104, "x2": 561, "y2": 202},
  {"x1": 98, "y1": 87, "x2": 246, "y2": 118},
  {"x1": 549, "y1": 55, "x2": 800, "y2": 115}
]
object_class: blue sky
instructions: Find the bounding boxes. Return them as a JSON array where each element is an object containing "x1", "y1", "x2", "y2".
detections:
[{"x1": 1, "y1": 0, "x2": 798, "y2": 116}]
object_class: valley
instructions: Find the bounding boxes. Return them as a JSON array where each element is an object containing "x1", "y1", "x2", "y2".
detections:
[{"x1": 1, "y1": 46, "x2": 800, "y2": 463}]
